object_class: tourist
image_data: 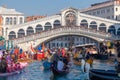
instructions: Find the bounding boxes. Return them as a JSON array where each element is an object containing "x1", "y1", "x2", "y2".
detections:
[
  {"x1": 85, "y1": 59, "x2": 91, "y2": 80},
  {"x1": 11, "y1": 62, "x2": 16, "y2": 72},
  {"x1": 81, "y1": 58, "x2": 85, "y2": 73},
  {"x1": 61, "y1": 48, "x2": 66, "y2": 57},
  {"x1": 6, "y1": 53, "x2": 11, "y2": 63},
  {"x1": 87, "y1": 57, "x2": 93, "y2": 67},
  {"x1": 0, "y1": 50, "x2": 3, "y2": 60},
  {"x1": 86, "y1": 51, "x2": 90, "y2": 60},
  {"x1": 0, "y1": 57, "x2": 7, "y2": 73},
  {"x1": 114, "y1": 58, "x2": 118, "y2": 68},
  {"x1": 73, "y1": 51, "x2": 79, "y2": 61},
  {"x1": 51, "y1": 52, "x2": 59, "y2": 69},
  {"x1": 57, "y1": 48, "x2": 62, "y2": 58},
  {"x1": 57, "y1": 58, "x2": 64, "y2": 71}
]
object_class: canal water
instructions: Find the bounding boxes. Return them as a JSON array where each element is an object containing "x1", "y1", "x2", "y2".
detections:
[{"x1": 0, "y1": 60, "x2": 115, "y2": 80}]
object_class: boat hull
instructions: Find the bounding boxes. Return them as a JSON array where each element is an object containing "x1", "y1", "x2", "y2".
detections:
[
  {"x1": 51, "y1": 67, "x2": 69, "y2": 75},
  {"x1": 90, "y1": 54, "x2": 108, "y2": 60},
  {"x1": 0, "y1": 70, "x2": 21, "y2": 77},
  {"x1": 89, "y1": 69, "x2": 120, "y2": 80}
]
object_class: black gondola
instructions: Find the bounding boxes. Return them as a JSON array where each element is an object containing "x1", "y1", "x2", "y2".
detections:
[
  {"x1": 51, "y1": 66, "x2": 69, "y2": 75},
  {"x1": 89, "y1": 69, "x2": 120, "y2": 80}
]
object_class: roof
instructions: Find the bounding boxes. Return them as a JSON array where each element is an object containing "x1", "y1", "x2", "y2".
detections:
[
  {"x1": 61, "y1": 7, "x2": 78, "y2": 12},
  {"x1": 0, "y1": 7, "x2": 23, "y2": 15},
  {"x1": 73, "y1": 43, "x2": 95, "y2": 48},
  {"x1": 81, "y1": 0, "x2": 114, "y2": 12}
]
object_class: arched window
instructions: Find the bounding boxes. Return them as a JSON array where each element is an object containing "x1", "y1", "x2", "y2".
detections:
[
  {"x1": 9, "y1": 17, "x2": 12, "y2": 25},
  {"x1": 2, "y1": 28, "x2": 3, "y2": 36},
  {"x1": 80, "y1": 19, "x2": 88, "y2": 28},
  {"x1": 35, "y1": 24, "x2": 43, "y2": 33},
  {"x1": 18, "y1": 29, "x2": 25, "y2": 38},
  {"x1": 9, "y1": 31, "x2": 16, "y2": 39},
  {"x1": 108, "y1": 25, "x2": 116, "y2": 35},
  {"x1": 99, "y1": 23, "x2": 106, "y2": 32},
  {"x1": 44, "y1": 22, "x2": 52, "y2": 30},
  {"x1": 117, "y1": 28, "x2": 120, "y2": 35},
  {"x1": 6, "y1": 17, "x2": 9, "y2": 25},
  {"x1": 6, "y1": 28, "x2": 8, "y2": 36},
  {"x1": 89, "y1": 21, "x2": 97, "y2": 30},
  {"x1": 53, "y1": 20, "x2": 61, "y2": 28},
  {"x1": 14, "y1": 17, "x2": 17, "y2": 25},
  {"x1": 20, "y1": 17, "x2": 23, "y2": 24},
  {"x1": 27, "y1": 27, "x2": 34, "y2": 35}
]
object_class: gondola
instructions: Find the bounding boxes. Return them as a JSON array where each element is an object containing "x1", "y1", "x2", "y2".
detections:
[
  {"x1": 0, "y1": 70, "x2": 22, "y2": 77},
  {"x1": 89, "y1": 69, "x2": 120, "y2": 80},
  {"x1": 0, "y1": 62, "x2": 27, "y2": 77},
  {"x1": 93, "y1": 54, "x2": 108, "y2": 60},
  {"x1": 51, "y1": 66, "x2": 69, "y2": 75}
]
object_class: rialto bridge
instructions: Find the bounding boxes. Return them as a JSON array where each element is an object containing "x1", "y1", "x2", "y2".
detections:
[
  {"x1": 11, "y1": 26, "x2": 114, "y2": 51},
  {"x1": 4, "y1": 7, "x2": 120, "y2": 50}
]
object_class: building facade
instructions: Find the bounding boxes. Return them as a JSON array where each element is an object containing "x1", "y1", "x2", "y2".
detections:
[
  {"x1": 0, "y1": 6, "x2": 24, "y2": 39},
  {"x1": 81, "y1": 0, "x2": 120, "y2": 21},
  {"x1": 45, "y1": 36, "x2": 98, "y2": 49}
]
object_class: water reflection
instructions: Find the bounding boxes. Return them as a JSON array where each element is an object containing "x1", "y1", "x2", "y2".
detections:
[{"x1": 0, "y1": 77, "x2": 7, "y2": 80}]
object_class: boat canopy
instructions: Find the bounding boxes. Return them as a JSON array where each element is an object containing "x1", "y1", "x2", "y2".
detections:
[{"x1": 73, "y1": 43, "x2": 95, "y2": 48}]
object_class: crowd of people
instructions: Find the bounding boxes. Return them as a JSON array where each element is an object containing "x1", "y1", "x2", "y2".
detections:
[{"x1": 0, "y1": 48, "x2": 30, "y2": 73}]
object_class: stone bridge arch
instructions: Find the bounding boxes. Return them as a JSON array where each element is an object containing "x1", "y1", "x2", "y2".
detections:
[
  {"x1": 35, "y1": 34, "x2": 99, "y2": 49},
  {"x1": 13, "y1": 27, "x2": 112, "y2": 51}
]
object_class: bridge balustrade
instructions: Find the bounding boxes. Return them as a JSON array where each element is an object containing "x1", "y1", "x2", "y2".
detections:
[{"x1": 12, "y1": 26, "x2": 113, "y2": 44}]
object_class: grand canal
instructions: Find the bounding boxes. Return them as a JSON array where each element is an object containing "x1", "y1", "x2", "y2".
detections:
[{"x1": 0, "y1": 59, "x2": 115, "y2": 80}]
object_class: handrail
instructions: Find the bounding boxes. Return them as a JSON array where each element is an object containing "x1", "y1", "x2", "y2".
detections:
[{"x1": 12, "y1": 26, "x2": 113, "y2": 44}]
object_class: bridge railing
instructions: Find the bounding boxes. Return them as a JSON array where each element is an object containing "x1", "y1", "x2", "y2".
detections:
[{"x1": 12, "y1": 26, "x2": 112, "y2": 44}]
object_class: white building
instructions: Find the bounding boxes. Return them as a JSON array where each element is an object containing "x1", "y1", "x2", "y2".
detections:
[
  {"x1": 81, "y1": 0, "x2": 120, "y2": 21},
  {"x1": 0, "y1": 6, "x2": 24, "y2": 39}
]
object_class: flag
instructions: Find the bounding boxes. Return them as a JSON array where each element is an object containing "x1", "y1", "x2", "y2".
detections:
[
  {"x1": 19, "y1": 48, "x2": 23, "y2": 54},
  {"x1": 10, "y1": 48, "x2": 14, "y2": 54},
  {"x1": 37, "y1": 45, "x2": 42, "y2": 51},
  {"x1": 30, "y1": 44, "x2": 35, "y2": 54},
  {"x1": 14, "y1": 48, "x2": 19, "y2": 55}
]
